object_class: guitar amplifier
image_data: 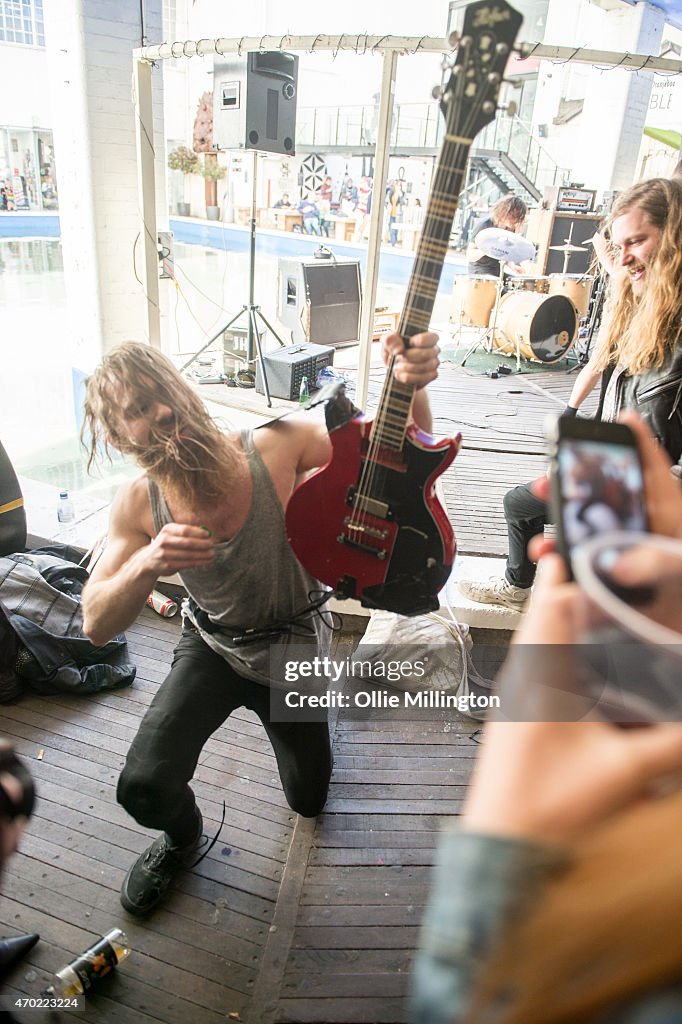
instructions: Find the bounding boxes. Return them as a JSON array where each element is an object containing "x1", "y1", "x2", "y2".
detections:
[
  {"x1": 255, "y1": 342, "x2": 334, "y2": 400},
  {"x1": 277, "y1": 256, "x2": 362, "y2": 347}
]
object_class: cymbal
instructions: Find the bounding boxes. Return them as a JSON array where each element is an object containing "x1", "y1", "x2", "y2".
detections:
[
  {"x1": 475, "y1": 227, "x2": 536, "y2": 264},
  {"x1": 549, "y1": 242, "x2": 588, "y2": 253}
]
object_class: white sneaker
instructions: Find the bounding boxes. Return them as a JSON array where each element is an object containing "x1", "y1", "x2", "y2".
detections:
[{"x1": 457, "y1": 576, "x2": 531, "y2": 610}]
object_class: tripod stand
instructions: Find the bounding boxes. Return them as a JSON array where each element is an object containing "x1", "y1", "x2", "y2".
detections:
[{"x1": 181, "y1": 150, "x2": 286, "y2": 407}]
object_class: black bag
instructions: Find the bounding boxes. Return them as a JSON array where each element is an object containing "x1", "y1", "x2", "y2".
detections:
[{"x1": 0, "y1": 440, "x2": 27, "y2": 556}]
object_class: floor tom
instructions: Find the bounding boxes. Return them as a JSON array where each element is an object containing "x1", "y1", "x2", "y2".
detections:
[{"x1": 548, "y1": 274, "x2": 594, "y2": 319}]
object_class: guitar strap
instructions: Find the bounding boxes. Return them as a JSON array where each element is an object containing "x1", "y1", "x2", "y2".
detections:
[{"x1": 254, "y1": 380, "x2": 362, "y2": 434}]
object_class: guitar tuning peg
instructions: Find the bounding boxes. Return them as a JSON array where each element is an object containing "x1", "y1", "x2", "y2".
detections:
[
  {"x1": 447, "y1": 31, "x2": 460, "y2": 48},
  {"x1": 499, "y1": 100, "x2": 518, "y2": 117},
  {"x1": 432, "y1": 84, "x2": 444, "y2": 101},
  {"x1": 503, "y1": 78, "x2": 524, "y2": 90}
]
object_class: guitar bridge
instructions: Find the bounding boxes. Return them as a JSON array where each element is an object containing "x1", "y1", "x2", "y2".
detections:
[
  {"x1": 343, "y1": 518, "x2": 390, "y2": 541},
  {"x1": 337, "y1": 534, "x2": 388, "y2": 559}
]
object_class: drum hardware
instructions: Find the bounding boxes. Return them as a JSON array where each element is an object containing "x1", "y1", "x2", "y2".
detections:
[
  {"x1": 459, "y1": 229, "x2": 536, "y2": 369},
  {"x1": 548, "y1": 223, "x2": 588, "y2": 274},
  {"x1": 569, "y1": 267, "x2": 608, "y2": 370}
]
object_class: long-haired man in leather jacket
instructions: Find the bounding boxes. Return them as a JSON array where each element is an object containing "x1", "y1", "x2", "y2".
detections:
[{"x1": 458, "y1": 176, "x2": 682, "y2": 611}]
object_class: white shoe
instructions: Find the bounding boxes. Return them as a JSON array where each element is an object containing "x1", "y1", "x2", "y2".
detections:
[{"x1": 457, "y1": 576, "x2": 531, "y2": 610}]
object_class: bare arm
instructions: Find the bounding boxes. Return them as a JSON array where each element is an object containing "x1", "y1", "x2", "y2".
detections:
[
  {"x1": 567, "y1": 358, "x2": 602, "y2": 412},
  {"x1": 82, "y1": 479, "x2": 214, "y2": 645}
]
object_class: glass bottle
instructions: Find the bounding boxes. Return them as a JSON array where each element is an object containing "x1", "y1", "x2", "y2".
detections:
[{"x1": 45, "y1": 928, "x2": 130, "y2": 998}]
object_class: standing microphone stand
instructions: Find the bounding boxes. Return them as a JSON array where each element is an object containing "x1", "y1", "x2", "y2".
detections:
[{"x1": 181, "y1": 150, "x2": 287, "y2": 408}]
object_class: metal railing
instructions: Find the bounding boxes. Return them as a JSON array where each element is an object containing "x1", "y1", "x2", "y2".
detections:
[
  {"x1": 296, "y1": 102, "x2": 443, "y2": 150},
  {"x1": 475, "y1": 115, "x2": 569, "y2": 192}
]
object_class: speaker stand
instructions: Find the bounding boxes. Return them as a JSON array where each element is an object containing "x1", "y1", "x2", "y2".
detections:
[{"x1": 180, "y1": 151, "x2": 286, "y2": 408}]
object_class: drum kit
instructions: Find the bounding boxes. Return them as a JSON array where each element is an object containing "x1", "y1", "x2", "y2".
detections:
[{"x1": 453, "y1": 226, "x2": 594, "y2": 369}]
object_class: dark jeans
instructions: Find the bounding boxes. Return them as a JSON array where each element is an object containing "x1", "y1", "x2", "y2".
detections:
[
  {"x1": 117, "y1": 627, "x2": 332, "y2": 845},
  {"x1": 503, "y1": 481, "x2": 549, "y2": 588}
]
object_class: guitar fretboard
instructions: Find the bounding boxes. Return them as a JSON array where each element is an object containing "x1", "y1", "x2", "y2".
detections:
[{"x1": 371, "y1": 133, "x2": 470, "y2": 452}]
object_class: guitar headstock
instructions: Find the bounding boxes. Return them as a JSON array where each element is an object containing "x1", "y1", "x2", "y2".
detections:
[{"x1": 440, "y1": 0, "x2": 523, "y2": 141}]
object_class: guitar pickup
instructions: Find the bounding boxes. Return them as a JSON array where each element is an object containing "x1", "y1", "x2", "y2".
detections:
[{"x1": 347, "y1": 491, "x2": 391, "y2": 519}]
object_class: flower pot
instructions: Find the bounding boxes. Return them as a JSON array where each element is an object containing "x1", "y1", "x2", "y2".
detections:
[
  {"x1": 177, "y1": 202, "x2": 191, "y2": 216},
  {"x1": 206, "y1": 206, "x2": 220, "y2": 221}
]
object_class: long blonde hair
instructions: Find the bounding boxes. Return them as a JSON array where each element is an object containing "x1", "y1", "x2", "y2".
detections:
[
  {"x1": 81, "y1": 342, "x2": 243, "y2": 507},
  {"x1": 465, "y1": 787, "x2": 682, "y2": 1023},
  {"x1": 593, "y1": 178, "x2": 682, "y2": 375}
]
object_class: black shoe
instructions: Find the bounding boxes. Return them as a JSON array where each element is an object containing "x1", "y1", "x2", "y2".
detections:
[{"x1": 121, "y1": 814, "x2": 204, "y2": 916}]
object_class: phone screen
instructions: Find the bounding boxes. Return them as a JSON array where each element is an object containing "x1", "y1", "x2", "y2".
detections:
[{"x1": 557, "y1": 438, "x2": 647, "y2": 552}]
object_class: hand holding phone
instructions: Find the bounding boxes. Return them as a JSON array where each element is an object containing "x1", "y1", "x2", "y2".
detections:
[{"x1": 546, "y1": 416, "x2": 648, "y2": 575}]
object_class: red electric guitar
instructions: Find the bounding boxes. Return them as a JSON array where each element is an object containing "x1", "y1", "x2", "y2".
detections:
[{"x1": 286, "y1": 0, "x2": 523, "y2": 616}]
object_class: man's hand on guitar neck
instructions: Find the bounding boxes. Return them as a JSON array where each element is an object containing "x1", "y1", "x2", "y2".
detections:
[{"x1": 382, "y1": 330, "x2": 440, "y2": 435}]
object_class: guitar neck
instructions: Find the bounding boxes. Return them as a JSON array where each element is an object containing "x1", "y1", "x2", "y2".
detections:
[{"x1": 373, "y1": 136, "x2": 469, "y2": 451}]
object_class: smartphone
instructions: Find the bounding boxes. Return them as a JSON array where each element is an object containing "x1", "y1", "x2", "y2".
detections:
[{"x1": 546, "y1": 416, "x2": 648, "y2": 574}]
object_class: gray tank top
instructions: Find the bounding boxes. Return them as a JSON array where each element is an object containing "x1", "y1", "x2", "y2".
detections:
[{"x1": 147, "y1": 429, "x2": 331, "y2": 686}]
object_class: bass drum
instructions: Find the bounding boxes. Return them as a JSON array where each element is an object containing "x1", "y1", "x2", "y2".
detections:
[
  {"x1": 548, "y1": 274, "x2": 594, "y2": 319},
  {"x1": 493, "y1": 291, "x2": 577, "y2": 363},
  {"x1": 450, "y1": 274, "x2": 498, "y2": 327}
]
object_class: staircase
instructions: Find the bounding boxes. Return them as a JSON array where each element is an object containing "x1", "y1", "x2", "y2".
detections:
[{"x1": 470, "y1": 115, "x2": 569, "y2": 204}]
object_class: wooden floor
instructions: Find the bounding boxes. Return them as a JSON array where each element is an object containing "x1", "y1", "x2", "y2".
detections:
[
  {"x1": 0, "y1": 611, "x2": 481, "y2": 1023},
  {"x1": 0, "y1": 356, "x2": 590, "y2": 1022}
]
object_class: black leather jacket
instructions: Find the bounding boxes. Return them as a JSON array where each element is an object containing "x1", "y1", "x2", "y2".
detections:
[{"x1": 601, "y1": 343, "x2": 682, "y2": 469}]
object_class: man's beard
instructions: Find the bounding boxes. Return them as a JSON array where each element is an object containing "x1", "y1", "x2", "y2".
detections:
[{"x1": 131, "y1": 420, "x2": 232, "y2": 507}]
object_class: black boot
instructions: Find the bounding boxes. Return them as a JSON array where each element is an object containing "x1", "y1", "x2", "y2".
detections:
[{"x1": 0, "y1": 933, "x2": 39, "y2": 975}]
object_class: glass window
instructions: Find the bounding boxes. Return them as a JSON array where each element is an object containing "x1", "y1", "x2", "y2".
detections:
[{"x1": 0, "y1": 0, "x2": 44, "y2": 46}]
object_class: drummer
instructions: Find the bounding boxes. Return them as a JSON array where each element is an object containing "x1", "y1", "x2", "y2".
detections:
[{"x1": 466, "y1": 195, "x2": 528, "y2": 278}]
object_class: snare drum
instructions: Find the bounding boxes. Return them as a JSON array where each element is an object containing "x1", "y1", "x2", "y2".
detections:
[
  {"x1": 493, "y1": 291, "x2": 578, "y2": 362},
  {"x1": 450, "y1": 274, "x2": 498, "y2": 328},
  {"x1": 548, "y1": 274, "x2": 594, "y2": 319},
  {"x1": 504, "y1": 274, "x2": 549, "y2": 295}
]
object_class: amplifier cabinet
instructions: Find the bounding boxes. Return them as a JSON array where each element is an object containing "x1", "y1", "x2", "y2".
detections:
[
  {"x1": 526, "y1": 209, "x2": 603, "y2": 276},
  {"x1": 255, "y1": 342, "x2": 334, "y2": 401},
  {"x1": 277, "y1": 256, "x2": 362, "y2": 347}
]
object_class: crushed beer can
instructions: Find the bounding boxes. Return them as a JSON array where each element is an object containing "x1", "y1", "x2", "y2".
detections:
[{"x1": 147, "y1": 590, "x2": 178, "y2": 618}]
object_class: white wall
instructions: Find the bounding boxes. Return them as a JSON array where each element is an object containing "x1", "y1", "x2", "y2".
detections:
[
  {"x1": 532, "y1": 0, "x2": 665, "y2": 193},
  {"x1": 44, "y1": 0, "x2": 167, "y2": 372},
  {"x1": 0, "y1": 44, "x2": 49, "y2": 128}
]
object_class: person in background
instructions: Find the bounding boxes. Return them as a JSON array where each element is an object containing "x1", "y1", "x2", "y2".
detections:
[
  {"x1": 353, "y1": 176, "x2": 373, "y2": 242},
  {"x1": 274, "y1": 192, "x2": 292, "y2": 209},
  {"x1": 466, "y1": 194, "x2": 527, "y2": 277},
  {"x1": 297, "y1": 192, "x2": 322, "y2": 235},
  {"x1": 340, "y1": 177, "x2": 358, "y2": 218},
  {"x1": 459, "y1": 177, "x2": 682, "y2": 611},
  {"x1": 387, "y1": 180, "x2": 404, "y2": 246},
  {"x1": 411, "y1": 413, "x2": 682, "y2": 1024},
  {"x1": 316, "y1": 175, "x2": 333, "y2": 237}
]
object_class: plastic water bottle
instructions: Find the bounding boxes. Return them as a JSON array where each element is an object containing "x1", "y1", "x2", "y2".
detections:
[
  {"x1": 299, "y1": 375, "x2": 310, "y2": 406},
  {"x1": 57, "y1": 490, "x2": 76, "y2": 523},
  {"x1": 43, "y1": 928, "x2": 130, "y2": 998}
]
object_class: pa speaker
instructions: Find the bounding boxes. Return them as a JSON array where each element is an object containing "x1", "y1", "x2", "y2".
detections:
[
  {"x1": 213, "y1": 52, "x2": 298, "y2": 156},
  {"x1": 277, "y1": 257, "x2": 362, "y2": 347}
]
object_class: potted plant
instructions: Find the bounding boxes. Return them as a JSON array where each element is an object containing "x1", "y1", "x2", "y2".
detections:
[
  {"x1": 167, "y1": 145, "x2": 199, "y2": 216},
  {"x1": 200, "y1": 155, "x2": 227, "y2": 220}
]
